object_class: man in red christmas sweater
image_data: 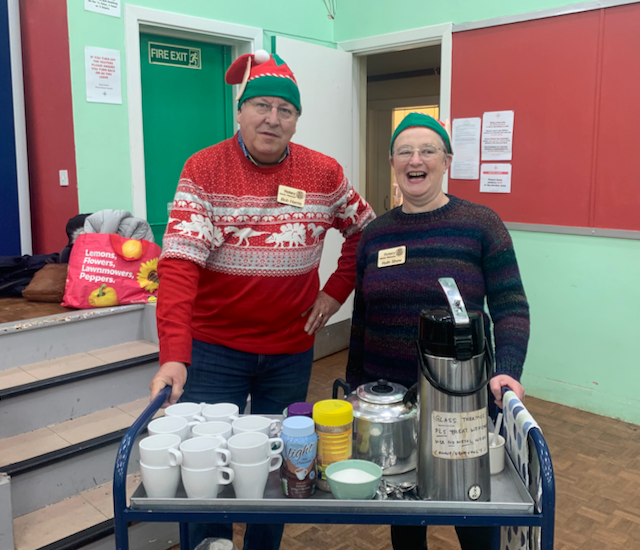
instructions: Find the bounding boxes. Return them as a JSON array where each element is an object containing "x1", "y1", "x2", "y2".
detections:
[{"x1": 149, "y1": 50, "x2": 374, "y2": 549}]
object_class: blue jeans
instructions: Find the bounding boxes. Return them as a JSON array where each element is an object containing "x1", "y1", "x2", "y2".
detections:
[{"x1": 180, "y1": 340, "x2": 314, "y2": 550}]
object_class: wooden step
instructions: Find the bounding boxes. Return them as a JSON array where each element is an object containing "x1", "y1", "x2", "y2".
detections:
[
  {"x1": 0, "y1": 341, "x2": 160, "y2": 440},
  {"x1": 3, "y1": 397, "x2": 163, "y2": 518},
  {"x1": 0, "y1": 340, "x2": 160, "y2": 393},
  {"x1": 0, "y1": 303, "x2": 158, "y2": 372},
  {"x1": 13, "y1": 474, "x2": 141, "y2": 550},
  {"x1": 0, "y1": 397, "x2": 163, "y2": 471}
]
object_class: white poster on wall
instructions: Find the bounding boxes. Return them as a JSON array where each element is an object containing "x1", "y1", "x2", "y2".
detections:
[
  {"x1": 85, "y1": 47, "x2": 122, "y2": 104},
  {"x1": 481, "y1": 111, "x2": 514, "y2": 161},
  {"x1": 84, "y1": 0, "x2": 121, "y2": 18},
  {"x1": 480, "y1": 163, "x2": 512, "y2": 193},
  {"x1": 450, "y1": 117, "x2": 481, "y2": 180}
]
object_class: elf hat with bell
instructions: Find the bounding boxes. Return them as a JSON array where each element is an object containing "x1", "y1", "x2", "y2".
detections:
[{"x1": 225, "y1": 49, "x2": 301, "y2": 113}]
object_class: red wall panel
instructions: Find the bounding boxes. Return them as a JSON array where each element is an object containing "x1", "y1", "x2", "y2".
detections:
[
  {"x1": 450, "y1": 11, "x2": 601, "y2": 227},
  {"x1": 20, "y1": 0, "x2": 78, "y2": 255},
  {"x1": 593, "y1": 4, "x2": 640, "y2": 231}
]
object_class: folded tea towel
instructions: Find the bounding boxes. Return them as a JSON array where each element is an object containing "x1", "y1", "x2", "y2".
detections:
[{"x1": 500, "y1": 391, "x2": 543, "y2": 550}]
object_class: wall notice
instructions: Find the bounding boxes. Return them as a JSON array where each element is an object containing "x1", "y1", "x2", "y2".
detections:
[
  {"x1": 481, "y1": 110, "x2": 514, "y2": 161},
  {"x1": 85, "y1": 0, "x2": 120, "y2": 18},
  {"x1": 450, "y1": 117, "x2": 481, "y2": 180},
  {"x1": 480, "y1": 163, "x2": 512, "y2": 193},
  {"x1": 431, "y1": 408, "x2": 488, "y2": 459},
  {"x1": 85, "y1": 47, "x2": 122, "y2": 104}
]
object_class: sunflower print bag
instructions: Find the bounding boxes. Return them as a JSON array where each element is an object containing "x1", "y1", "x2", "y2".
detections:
[{"x1": 62, "y1": 233, "x2": 160, "y2": 309}]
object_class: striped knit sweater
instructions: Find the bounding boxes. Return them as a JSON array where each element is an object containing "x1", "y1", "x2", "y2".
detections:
[{"x1": 346, "y1": 195, "x2": 529, "y2": 390}]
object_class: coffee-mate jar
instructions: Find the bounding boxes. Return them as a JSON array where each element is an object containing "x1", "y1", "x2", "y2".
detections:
[
  {"x1": 313, "y1": 399, "x2": 353, "y2": 491},
  {"x1": 281, "y1": 416, "x2": 318, "y2": 498}
]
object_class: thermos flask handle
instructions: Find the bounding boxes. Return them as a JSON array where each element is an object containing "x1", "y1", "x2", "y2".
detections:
[
  {"x1": 332, "y1": 378, "x2": 351, "y2": 399},
  {"x1": 416, "y1": 339, "x2": 494, "y2": 397}
]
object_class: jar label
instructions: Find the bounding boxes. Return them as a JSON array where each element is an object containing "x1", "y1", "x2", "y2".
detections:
[
  {"x1": 316, "y1": 427, "x2": 352, "y2": 488},
  {"x1": 281, "y1": 435, "x2": 318, "y2": 498},
  {"x1": 431, "y1": 408, "x2": 488, "y2": 459}
]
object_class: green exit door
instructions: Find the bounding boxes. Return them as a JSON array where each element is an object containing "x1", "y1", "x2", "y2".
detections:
[{"x1": 140, "y1": 33, "x2": 234, "y2": 244}]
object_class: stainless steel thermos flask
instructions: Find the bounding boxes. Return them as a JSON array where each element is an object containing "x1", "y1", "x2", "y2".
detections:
[{"x1": 416, "y1": 278, "x2": 493, "y2": 502}]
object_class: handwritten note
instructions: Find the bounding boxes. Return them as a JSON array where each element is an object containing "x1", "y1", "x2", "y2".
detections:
[{"x1": 431, "y1": 408, "x2": 488, "y2": 459}]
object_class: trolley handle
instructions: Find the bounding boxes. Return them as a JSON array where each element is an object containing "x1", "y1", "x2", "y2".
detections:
[{"x1": 113, "y1": 385, "x2": 171, "y2": 513}]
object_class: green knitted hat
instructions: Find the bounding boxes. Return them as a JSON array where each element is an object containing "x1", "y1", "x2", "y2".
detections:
[
  {"x1": 225, "y1": 50, "x2": 301, "y2": 113},
  {"x1": 390, "y1": 113, "x2": 452, "y2": 155}
]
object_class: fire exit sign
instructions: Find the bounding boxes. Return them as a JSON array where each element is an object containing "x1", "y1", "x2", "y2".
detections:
[{"x1": 149, "y1": 42, "x2": 201, "y2": 69}]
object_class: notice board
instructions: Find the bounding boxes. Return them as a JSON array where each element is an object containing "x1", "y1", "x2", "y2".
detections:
[{"x1": 449, "y1": 4, "x2": 640, "y2": 232}]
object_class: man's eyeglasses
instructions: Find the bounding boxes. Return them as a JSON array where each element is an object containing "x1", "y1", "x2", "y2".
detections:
[
  {"x1": 393, "y1": 145, "x2": 443, "y2": 162},
  {"x1": 247, "y1": 99, "x2": 299, "y2": 121}
]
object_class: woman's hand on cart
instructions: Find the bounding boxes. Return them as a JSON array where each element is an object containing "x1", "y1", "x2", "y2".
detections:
[{"x1": 490, "y1": 374, "x2": 524, "y2": 408}]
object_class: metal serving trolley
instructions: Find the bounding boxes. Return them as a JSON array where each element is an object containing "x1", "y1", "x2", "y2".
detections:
[{"x1": 113, "y1": 387, "x2": 555, "y2": 550}]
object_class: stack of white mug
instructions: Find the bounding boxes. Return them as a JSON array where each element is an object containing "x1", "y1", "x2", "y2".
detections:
[{"x1": 139, "y1": 402, "x2": 283, "y2": 500}]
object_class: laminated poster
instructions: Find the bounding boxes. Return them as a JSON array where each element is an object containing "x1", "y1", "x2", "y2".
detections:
[
  {"x1": 85, "y1": 47, "x2": 122, "y2": 104},
  {"x1": 84, "y1": 0, "x2": 121, "y2": 18},
  {"x1": 450, "y1": 117, "x2": 481, "y2": 180},
  {"x1": 480, "y1": 163, "x2": 512, "y2": 194},
  {"x1": 481, "y1": 110, "x2": 514, "y2": 161}
]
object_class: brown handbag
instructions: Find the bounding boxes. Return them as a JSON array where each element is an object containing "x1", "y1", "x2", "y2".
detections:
[{"x1": 22, "y1": 263, "x2": 69, "y2": 303}]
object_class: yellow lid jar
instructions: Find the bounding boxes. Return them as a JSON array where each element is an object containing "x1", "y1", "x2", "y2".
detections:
[{"x1": 313, "y1": 399, "x2": 353, "y2": 491}]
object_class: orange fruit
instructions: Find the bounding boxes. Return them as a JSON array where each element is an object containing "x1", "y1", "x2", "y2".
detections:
[{"x1": 122, "y1": 239, "x2": 143, "y2": 260}]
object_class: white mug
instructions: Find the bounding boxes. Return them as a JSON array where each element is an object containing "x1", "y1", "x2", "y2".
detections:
[
  {"x1": 202, "y1": 403, "x2": 240, "y2": 424},
  {"x1": 179, "y1": 434, "x2": 230, "y2": 469},
  {"x1": 227, "y1": 432, "x2": 284, "y2": 465},
  {"x1": 232, "y1": 415, "x2": 282, "y2": 437},
  {"x1": 148, "y1": 416, "x2": 197, "y2": 441},
  {"x1": 191, "y1": 421, "x2": 233, "y2": 441},
  {"x1": 489, "y1": 433, "x2": 506, "y2": 475},
  {"x1": 165, "y1": 402, "x2": 206, "y2": 424},
  {"x1": 139, "y1": 434, "x2": 182, "y2": 467},
  {"x1": 181, "y1": 465, "x2": 235, "y2": 499},
  {"x1": 231, "y1": 455, "x2": 282, "y2": 499},
  {"x1": 140, "y1": 461, "x2": 181, "y2": 498}
]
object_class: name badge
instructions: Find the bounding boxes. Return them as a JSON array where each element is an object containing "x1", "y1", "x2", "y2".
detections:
[
  {"x1": 277, "y1": 185, "x2": 306, "y2": 208},
  {"x1": 377, "y1": 245, "x2": 406, "y2": 268}
]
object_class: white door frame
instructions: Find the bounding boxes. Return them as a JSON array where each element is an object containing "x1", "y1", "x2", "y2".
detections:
[
  {"x1": 338, "y1": 23, "x2": 453, "y2": 194},
  {"x1": 8, "y1": 0, "x2": 32, "y2": 254},
  {"x1": 124, "y1": 5, "x2": 263, "y2": 218}
]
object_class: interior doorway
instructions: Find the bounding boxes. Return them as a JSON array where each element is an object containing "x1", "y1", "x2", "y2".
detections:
[{"x1": 364, "y1": 45, "x2": 441, "y2": 216}]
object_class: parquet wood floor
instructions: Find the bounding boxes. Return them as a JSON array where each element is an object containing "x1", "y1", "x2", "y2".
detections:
[
  {"x1": 5, "y1": 301, "x2": 637, "y2": 548},
  {"x1": 230, "y1": 351, "x2": 640, "y2": 550}
]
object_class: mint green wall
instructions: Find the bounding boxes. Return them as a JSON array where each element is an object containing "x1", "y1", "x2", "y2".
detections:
[
  {"x1": 64, "y1": 0, "x2": 640, "y2": 425},
  {"x1": 513, "y1": 231, "x2": 640, "y2": 424},
  {"x1": 334, "y1": 0, "x2": 587, "y2": 41},
  {"x1": 66, "y1": 0, "x2": 332, "y2": 213}
]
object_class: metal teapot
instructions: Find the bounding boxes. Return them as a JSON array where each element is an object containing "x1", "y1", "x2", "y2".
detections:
[{"x1": 333, "y1": 378, "x2": 418, "y2": 475}]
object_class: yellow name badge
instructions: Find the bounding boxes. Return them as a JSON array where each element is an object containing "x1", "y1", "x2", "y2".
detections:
[
  {"x1": 277, "y1": 185, "x2": 306, "y2": 208},
  {"x1": 377, "y1": 245, "x2": 407, "y2": 268}
]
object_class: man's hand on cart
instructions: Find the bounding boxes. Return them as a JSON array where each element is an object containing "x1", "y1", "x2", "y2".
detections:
[
  {"x1": 490, "y1": 374, "x2": 524, "y2": 409},
  {"x1": 150, "y1": 361, "x2": 187, "y2": 407}
]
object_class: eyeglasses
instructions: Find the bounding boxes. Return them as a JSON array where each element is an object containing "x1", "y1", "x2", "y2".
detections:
[
  {"x1": 246, "y1": 99, "x2": 299, "y2": 121},
  {"x1": 393, "y1": 145, "x2": 443, "y2": 162}
]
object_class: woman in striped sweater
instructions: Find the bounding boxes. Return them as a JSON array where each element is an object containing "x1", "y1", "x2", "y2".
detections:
[{"x1": 346, "y1": 113, "x2": 530, "y2": 550}]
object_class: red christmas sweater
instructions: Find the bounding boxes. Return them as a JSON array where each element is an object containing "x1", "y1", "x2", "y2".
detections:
[{"x1": 157, "y1": 135, "x2": 375, "y2": 366}]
